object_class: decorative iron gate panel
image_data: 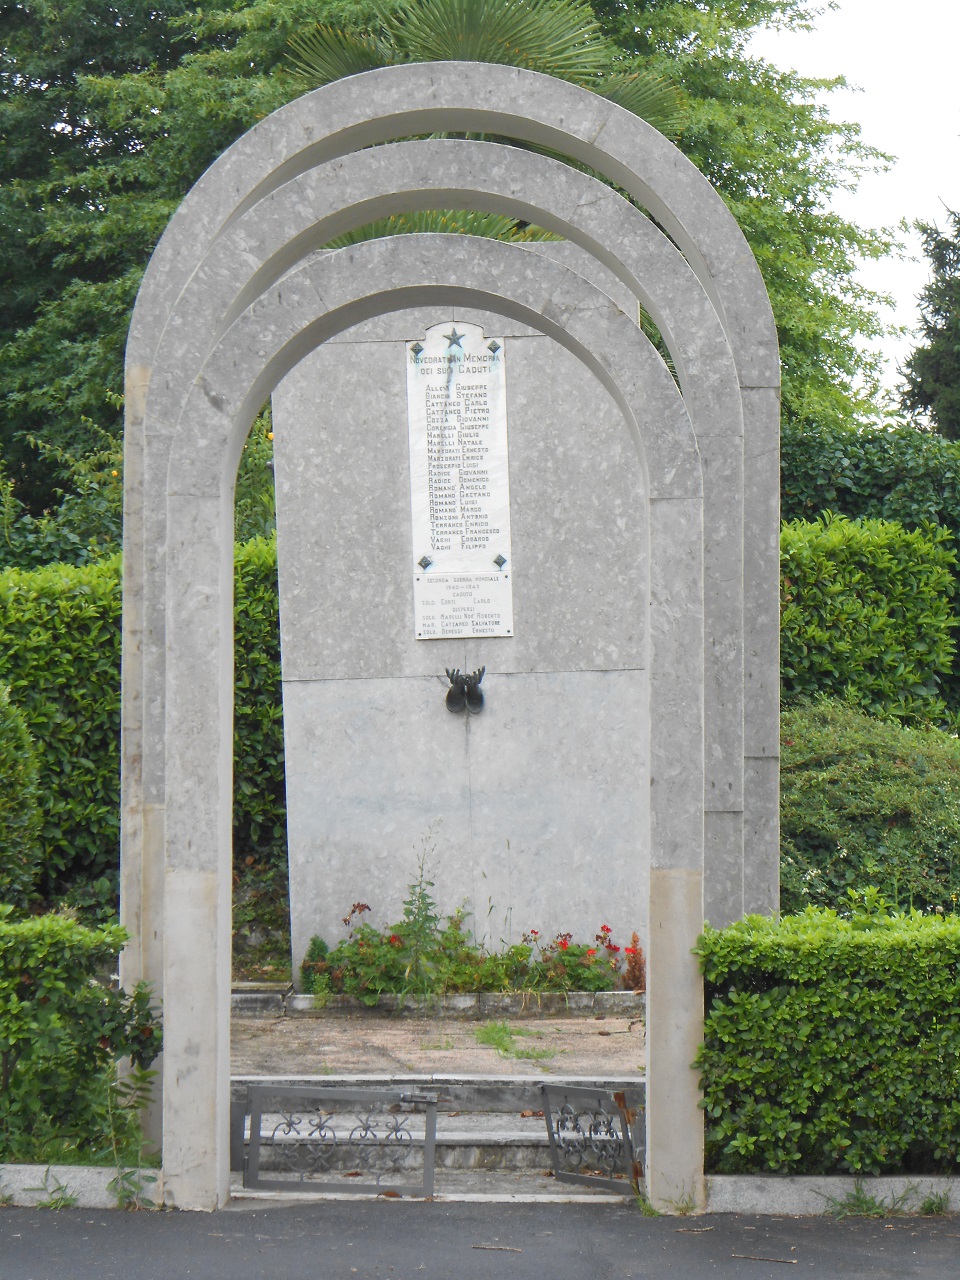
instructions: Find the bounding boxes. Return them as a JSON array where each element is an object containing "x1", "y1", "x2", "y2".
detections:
[
  {"x1": 541, "y1": 1083, "x2": 645, "y2": 1193},
  {"x1": 232, "y1": 1086, "x2": 438, "y2": 1196}
]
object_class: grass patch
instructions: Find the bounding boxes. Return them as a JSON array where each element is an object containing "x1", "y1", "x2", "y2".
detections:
[{"x1": 474, "y1": 1021, "x2": 556, "y2": 1062}]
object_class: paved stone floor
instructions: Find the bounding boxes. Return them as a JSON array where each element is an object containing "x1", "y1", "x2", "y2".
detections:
[{"x1": 231, "y1": 1010, "x2": 646, "y2": 1077}]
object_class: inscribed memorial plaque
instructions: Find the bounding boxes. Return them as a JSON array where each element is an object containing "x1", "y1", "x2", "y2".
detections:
[{"x1": 406, "y1": 321, "x2": 514, "y2": 639}]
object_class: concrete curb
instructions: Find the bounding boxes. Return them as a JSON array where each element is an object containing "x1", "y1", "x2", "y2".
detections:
[
  {"x1": 231, "y1": 990, "x2": 647, "y2": 1018},
  {"x1": 706, "y1": 1174, "x2": 960, "y2": 1215},
  {"x1": 4, "y1": 1163, "x2": 957, "y2": 1213},
  {"x1": 0, "y1": 1163, "x2": 163, "y2": 1209}
]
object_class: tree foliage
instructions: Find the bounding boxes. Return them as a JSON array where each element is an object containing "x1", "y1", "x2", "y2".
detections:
[
  {"x1": 288, "y1": 0, "x2": 687, "y2": 138},
  {"x1": 900, "y1": 210, "x2": 960, "y2": 440},
  {"x1": 591, "y1": 0, "x2": 894, "y2": 434},
  {"x1": 0, "y1": 0, "x2": 895, "y2": 523}
]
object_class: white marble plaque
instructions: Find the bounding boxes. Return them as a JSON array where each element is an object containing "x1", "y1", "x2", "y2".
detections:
[{"x1": 407, "y1": 322, "x2": 514, "y2": 638}]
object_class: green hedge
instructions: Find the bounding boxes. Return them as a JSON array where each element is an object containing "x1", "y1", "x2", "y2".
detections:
[
  {"x1": 780, "y1": 700, "x2": 960, "y2": 914},
  {"x1": 0, "y1": 558, "x2": 122, "y2": 897},
  {"x1": 0, "y1": 541, "x2": 286, "y2": 905},
  {"x1": 0, "y1": 686, "x2": 43, "y2": 909},
  {"x1": 781, "y1": 419, "x2": 960, "y2": 533},
  {"x1": 696, "y1": 909, "x2": 960, "y2": 1175},
  {"x1": 0, "y1": 910, "x2": 161, "y2": 1162},
  {"x1": 780, "y1": 515, "x2": 957, "y2": 722}
]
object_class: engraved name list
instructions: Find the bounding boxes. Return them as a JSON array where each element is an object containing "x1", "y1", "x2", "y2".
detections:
[{"x1": 406, "y1": 322, "x2": 514, "y2": 639}]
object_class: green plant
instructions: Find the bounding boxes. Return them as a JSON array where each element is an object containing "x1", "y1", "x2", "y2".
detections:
[
  {"x1": 27, "y1": 1168, "x2": 78, "y2": 1210},
  {"x1": 106, "y1": 1064, "x2": 160, "y2": 1209},
  {"x1": 632, "y1": 1185, "x2": 660, "y2": 1216},
  {"x1": 0, "y1": 558, "x2": 123, "y2": 900},
  {"x1": 299, "y1": 875, "x2": 629, "y2": 1001},
  {"x1": 780, "y1": 700, "x2": 960, "y2": 914},
  {"x1": 0, "y1": 686, "x2": 42, "y2": 911},
  {"x1": 918, "y1": 1190, "x2": 951, "y2": 1215},
  {"x1": 0, "y1": 913, "x2": 162, "y2": 1164},
  {"x1": 474, "y1": 1021, "x2": 555, "y2": 1062},
  {"x1": 821, "y1": 1180, "x2": 917, "y2": 1219},
  {"x1": 0, "y1": 540, "x2": 286, "y2": 925},
  {"x1": 780, "y1": 515, "x2": 957, "y2": 724},
  {"x1": 901, "y1": 210, "x2": 960, "y2": 441},
  {"x1": 286, "y1": 0, "x2": 687, "y2": 140},
  {"x1": 696, "y1": 910, "x2": 960, "y2": 1177}
]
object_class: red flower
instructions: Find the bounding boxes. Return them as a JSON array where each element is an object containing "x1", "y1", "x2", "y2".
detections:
[
  {"x1": 389, "y1": 934, "x2": 402, "y2": 947},
  {"x1": 586, "y1": 949, "x2": 597, "y2": 956},
  {"x1": 624, "y1": 946, "x2": 637, "y2": 955},
  {"x1": 600, "y1": 924, "x2": 612, "y2": 934},
  {"x1": 529, "y1": 929, "x2": 539, "y2": 937},
  {"x1": 557, "y1": 938, "x2": 569, "y2": 951}
]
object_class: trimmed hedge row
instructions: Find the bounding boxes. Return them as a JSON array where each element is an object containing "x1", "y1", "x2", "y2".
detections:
[
  {"x1": 781, "y1": 418, "x2": 960, "y2": 533},
  {"x1": 0, "y1": 911, "x2": 161, "y2": 1162},
  {"x1": 0, "y1": 686, "x2": 43, "y2": 909},
  {"x1": 780, "y1": 700, "x2": 960, "y2": 915},
  {"x1": 0, "y1": 558, "x2": 122, "y2": 897},
  {"x1": 781, "y1": 420, "x2": 960, "y2": 711},
  {"x1": 696, "y1": 909, "x2": 960, "y2": 1175},
  {"x1": 780, "y1": 514, "x2": 957, "y2": 723},
  {"x1": 0, "y1": 540, "x2": 286, "y2": 902}
]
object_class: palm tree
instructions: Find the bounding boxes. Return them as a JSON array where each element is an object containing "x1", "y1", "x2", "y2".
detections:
[{"x1": 286, "y1": 0, "x2": 687, "y2": 142}]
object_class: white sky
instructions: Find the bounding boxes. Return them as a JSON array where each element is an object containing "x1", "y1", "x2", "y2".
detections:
[{"x1": 748, "y1": 0, "x2": 960, "y2": 406}]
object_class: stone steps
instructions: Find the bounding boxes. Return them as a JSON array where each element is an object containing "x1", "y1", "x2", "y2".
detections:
[{"x1": 231, "y1": 1073, "x2": 645, "y2": 1188}]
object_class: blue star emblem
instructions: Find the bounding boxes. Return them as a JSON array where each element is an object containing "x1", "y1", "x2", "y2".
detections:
[{"x1": 445, "y1": 328, "x2": 465, "y2": 349}]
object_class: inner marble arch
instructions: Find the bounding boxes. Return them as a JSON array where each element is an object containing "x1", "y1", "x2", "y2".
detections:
[{"x1": 119, "y1": 62, "x2": 780, "y2": 1212}]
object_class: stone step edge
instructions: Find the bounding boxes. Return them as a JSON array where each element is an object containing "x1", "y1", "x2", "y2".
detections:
[
  {"x1": 230, "y1": 1073, "x2": 646, "y2": 1111},
  {"x1": 232, "y1": 990, "x2": 646, "y2": 1018},
  {"x1": 231, "y1": 1073, "x2": 645, "y2": 1099}
]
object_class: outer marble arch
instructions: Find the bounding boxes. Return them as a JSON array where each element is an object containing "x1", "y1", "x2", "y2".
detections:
[{"x1": 120, "y1": 63, "x2": 779, "y2": 1212}]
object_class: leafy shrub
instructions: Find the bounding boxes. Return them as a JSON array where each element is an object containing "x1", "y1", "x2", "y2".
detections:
[
  {"x1": 233, "y1": 536, "x2": 285, "y2": 875},
  {"x1": 0, "y1": 687, "x2": 43, "y2": 910},
  {"x1": 0, "y1": 910, "x2": 162, "y2": 1163},
  {"x1": 780, "y1": 515, "x2": 957, "y2": 722},
  {"x1": 780, "y1": 700, "x2": 960, "y2": 914},
  {"x1": 696, "y1": 906, "x2": 960, "y2": 1175},
  {"x1": 232, "y1": 536, "x2": 288, "y2": 971},
  {"x1": 0, "y1": 557, "x2": 122, "y2": 898},
  {"x1": 0, "y1": 541, "x2": 287, "y2": 915},
  {"x1": 300, "y1": 871, "x2": 632, "y2": 1002},
  {"x1": 781, "y1": 422, "x2": 960, "y2": 712},
  {"x1": 781, "y1": 418, "x2": 960, "y2": 533}
]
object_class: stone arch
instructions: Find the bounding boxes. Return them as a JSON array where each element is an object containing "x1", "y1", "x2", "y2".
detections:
[{"x1": 121, "y1": 63, "x2": 779, "y2": 1212}]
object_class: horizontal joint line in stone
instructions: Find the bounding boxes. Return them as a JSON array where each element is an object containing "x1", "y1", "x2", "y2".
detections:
[{"x1": 280, "y1": 667, "x2": 648, "y2": 683}]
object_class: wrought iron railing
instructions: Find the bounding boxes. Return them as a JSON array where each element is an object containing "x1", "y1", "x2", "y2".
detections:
[
  {"x1": 232, "y1": 1085, "x2": 438, "y2": 1197},
  {"x1": 541, "y1": 1083, "x2": 645, "y2": 1193}
]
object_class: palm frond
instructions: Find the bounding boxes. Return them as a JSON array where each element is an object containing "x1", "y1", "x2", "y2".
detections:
[
  {"x1": 286, "y1": 25, "x2": 390, "y2": 88},
  {"x1": 376, "y1": 0, "x2": 614, "y2": 79},
  {"x1": 598, "y1": 70, "x2": 688, "y2": 143},
  {"x1": 323, "y1": 208, "x2": 562, "y2": 249}
]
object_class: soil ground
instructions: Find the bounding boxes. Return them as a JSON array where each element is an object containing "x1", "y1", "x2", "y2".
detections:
[{"x1": 231, "y1": 1010, "x2": 646, "y2": 1077}]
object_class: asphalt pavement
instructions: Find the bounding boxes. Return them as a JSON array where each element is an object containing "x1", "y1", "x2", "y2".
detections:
[{"x1": 2, "y1": 1200, "x2": 959, "y2": 1280}]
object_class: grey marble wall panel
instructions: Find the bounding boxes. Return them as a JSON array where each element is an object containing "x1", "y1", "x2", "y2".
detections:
[
  {"x1": 743, "y1": 755, "x2": 780, "y2": 917},
  {"x1": 285, "y1": 669, "x2": 647, "y2": 972},
  {"x1": 276, "y1": 315, "x2": 649, "y2": 972},
  {"x1": 703, "y1": 810, "x2": 745, "y2": 928},
  {"x1": 273, "y1": 320, "x2": 646, "y2": 682}
]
